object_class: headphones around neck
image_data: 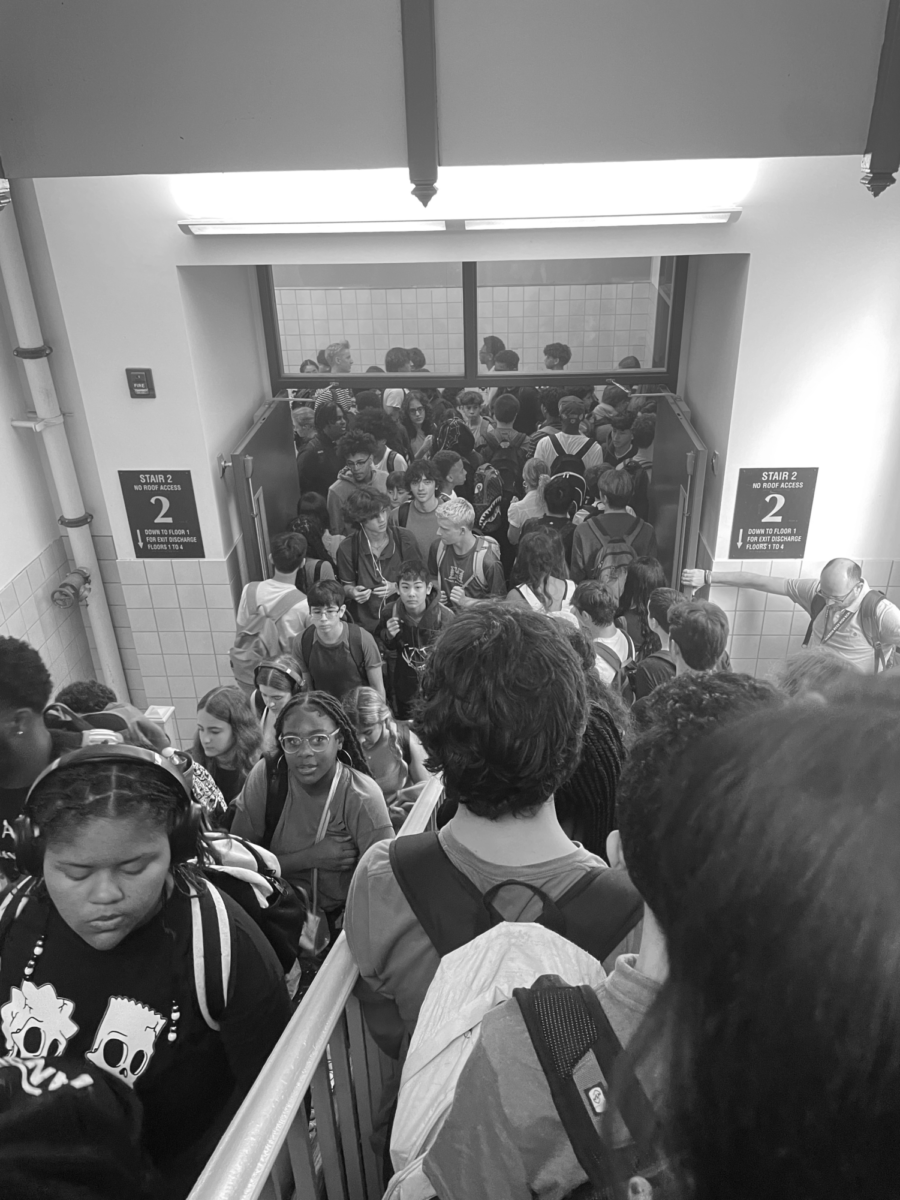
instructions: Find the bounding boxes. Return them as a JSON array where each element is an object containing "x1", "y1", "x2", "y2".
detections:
[{"x1": 15, "y1": 744, "x2": 203, "y2": 877}]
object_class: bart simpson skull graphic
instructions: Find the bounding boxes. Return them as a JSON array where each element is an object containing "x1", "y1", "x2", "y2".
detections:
[
  {"x1": 0, "y1": 981, "x2": 79, "y2": 1058},
  {"x1": 86, "y1": 996, "x2": 166, "y2": 1085}
]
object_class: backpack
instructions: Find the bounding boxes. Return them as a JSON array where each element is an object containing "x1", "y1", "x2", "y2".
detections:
[
  {"x1": 547, "y1": 434, "x2": 592, "y2": 479},
  {"x1": 384, "y1": 923, "x2": 609, "y2": 1200},
  {"x1": 583, "y1": 516, "x2": 643, "y2": 586},
  {"x1": 296, "y1": 622, "x2": 369, "y2": 689},
  {"x1": 230, "y1": 583, "x2": 305, "y2": 691},
  {"x1": 435, "y1": 535, "x2": 500, "y2": 598},
  {"x1": 483, "y1": 428, "x2": 528, "y2": 498},
  {"x1": 593, "y1": 634, "x2": 637, "y2": 704},
  {"x1": 802, "y1": 589, "x2": 894, "y2": 672},
  {"x1": 302, "y1": 558, "x2": 327, "y2": 591},
  {"x1": 514, "y1": 977, "x2": 678, "y2": 1200},
  {"x1": 472, "y1": 462, "x2": 505, "y2": 534},
  {"x1": 388, "y1": 832, "x2": 641, "y2": 963}
]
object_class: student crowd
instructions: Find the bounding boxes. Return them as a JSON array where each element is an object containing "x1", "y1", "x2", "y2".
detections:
[{"x1": 0, "y1": 335, "x2": 898, "y2": 1199}]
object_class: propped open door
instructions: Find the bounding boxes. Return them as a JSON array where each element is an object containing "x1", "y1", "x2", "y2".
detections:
[
  {"x1": 225, "y1": 401, "x2": 298, "y2": 582},
  {"x1": 649, "y1": 393, "x2": 708, "y2": 586}
]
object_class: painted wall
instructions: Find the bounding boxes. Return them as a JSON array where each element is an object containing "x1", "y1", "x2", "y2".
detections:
[
  {"x1": 8, "y1": 154, "x2": 900, "y2": 705},
  {"x1": 0, "y1": 0, "x2": 886, "y2": 176},
  {"x1": 678, "y1": 254, "x2": 750, "y2": 564}
]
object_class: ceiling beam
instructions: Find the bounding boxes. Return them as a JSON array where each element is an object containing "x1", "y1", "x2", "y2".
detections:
[
  {"x1": 400, "y1": 0, "x2": 439, "y2": 206},
  {"x1": 862, "y1": 0, "x2": 900, "y2": 196}
]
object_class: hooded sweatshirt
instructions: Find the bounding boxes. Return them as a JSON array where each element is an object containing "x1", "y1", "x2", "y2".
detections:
[{"x1": 376, "y1": 590, "x2": 454, "y2": 713}]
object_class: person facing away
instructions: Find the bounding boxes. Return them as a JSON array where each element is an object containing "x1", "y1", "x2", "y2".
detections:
[
  {"x1": 570, "y1": 580, "x2": 635, "y2": 688},
  {"x1": 426, "y1": 497, "x2": 507, "y2": 611},
  {"x1": 423, "y1": 671, "x2": 780, "y2": 1200},
  {"x1": 622, "y1": 680, "x2": 900, "y2": 1200},
  {"x1": 231, "y1": 692, "x2": 393, "y2": 939},
  {"x1": 354, "y1": 409, "x2": 409, "y2": 477},
  {"x1": 667, "y1": 600, "x2": 730, "y2": 676},
  {"x1": 682, "y1": 556, "x2": 900, "y2": 674},
  {"x1": 0, "y1": 746, "x2": 290, "y2": 1198},
  {"x1": 293, "y1": 579, "x2": 386, "y2": 702},
  {"x1": 506, "y1": 528, "x2": 575, "y2": 614},
  {"x1": 375, "y1": 560, "x2": 454, "y2": 720},
  {"x1": 295, "y1": 399, "x2": 348, "y2": 497},
  {"x1": 520, "y1": 474, "x2": 580, "y2": 566},
  {"x1": 617, "y1": 556, "x2": 668, "y2": 661},
  {"x1": 479, "y1": 335, "x2": 506, "y2": 372},
  {"x1": 234, "y1": 532, "x2": 310, "y2": 650},
  {"x1": 506, "y1": 458, "x2": 550, "y2": 546},
  {"x1": 326, "y1": 430, "x2": 389, "y2": 537},
  {"x1": 525, "y1": 390, "x2": 563, "y2": 457},
  {"x1": 383, "y1": 346, "x2": 414, "y2": 413},
  {"x1": 630, "y1": 586, "x2": 682, "y2": 700},
  {"x1": 570, "y1": 468, "x2": 658, "y2": 584},
  {"x1": 335, "y1": 485, "x2": 423, "y2": 636},
  {"x1": 532, "y1": 396, "x2": 605, "y2": 474},
  {"x1": 345, "y1": 603, "x2": 630, "y2": 1058}
]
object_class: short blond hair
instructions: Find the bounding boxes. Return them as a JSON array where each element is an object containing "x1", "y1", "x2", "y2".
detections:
[
  {"x1": 324, "y1": 339, "x2": 350, "y2": 368},
  {"x1": 437, "y1": 497, "x2": 474, "y2": 529}
]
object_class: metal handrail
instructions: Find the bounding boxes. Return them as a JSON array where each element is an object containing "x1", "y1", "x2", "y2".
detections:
[{"x1": 188, "y1": 776, "x2": 443, "y2": 1200}]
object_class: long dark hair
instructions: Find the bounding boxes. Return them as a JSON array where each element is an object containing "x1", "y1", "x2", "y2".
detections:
[
  {"x1": 511, "y1": 528, "x2": 567, "y2": 609},
  {"x1": 637, "y1": 694, "x2": 900, "y2": 1200},
  {"x1": 617, "y1": 556, "x2": 666, "y2": 657},
  {"x1": 400, "y1": 390, "x2": 434, "y2": 441}
]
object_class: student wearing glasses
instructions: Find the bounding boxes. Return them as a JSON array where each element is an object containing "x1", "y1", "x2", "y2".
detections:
[
  {"x1": 293, "y1": 579, "x2": 386, "y2": 701},
  {"x1": 231, "y1": 692, "x2": 393, "y2": 935},
  {"x1": 326, "y1": 431, "x2": 389, "y2": 537},
  {"x1": 683, "y1": 557, "x2": 900, "y2": 674},
  {"x1": 400, "y1": 392, "x2": 434, "y2": 459}
]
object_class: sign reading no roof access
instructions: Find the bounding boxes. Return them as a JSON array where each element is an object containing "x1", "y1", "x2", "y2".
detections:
[
  {"x1": 729, "y1": 468, "x2": 818, "y2": 559},
  {"x1": 119, "y1": 470, "x2": 205, "y2": 559}
]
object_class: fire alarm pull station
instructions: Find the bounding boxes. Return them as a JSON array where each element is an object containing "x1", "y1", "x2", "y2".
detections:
[{"x1": 126, "y1": 369, "x2": 156, "y2": 399}]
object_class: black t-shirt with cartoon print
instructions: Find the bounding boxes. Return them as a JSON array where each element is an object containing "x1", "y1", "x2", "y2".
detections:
[{"x1": 0, "y1": 881, "x2": 290, "y2": 1196}]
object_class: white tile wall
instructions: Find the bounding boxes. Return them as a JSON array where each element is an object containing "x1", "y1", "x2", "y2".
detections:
[{"x1": 275, "y1": 281, "x2": 655, "y2": 374}]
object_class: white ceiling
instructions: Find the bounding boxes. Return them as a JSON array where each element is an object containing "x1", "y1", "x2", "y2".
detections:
[{"x1": 0, "y1": 0, "x2": 889, "y2": 178}]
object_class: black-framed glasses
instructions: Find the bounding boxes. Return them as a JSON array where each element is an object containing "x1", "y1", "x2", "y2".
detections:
[
  {"x1": 279, "y1": 731, "x2": 340, "y2": 754},
  {"x1": 309, "y1": 606, "x2": 341, "y2": 617},
  {"x1": 815, "y1": 581, "x2": 862, "y2": 607}
]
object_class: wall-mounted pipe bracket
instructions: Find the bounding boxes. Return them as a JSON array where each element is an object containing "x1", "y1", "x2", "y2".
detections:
[{"x1": 11, "y1": 412, "x2": 65, "y2": 433}]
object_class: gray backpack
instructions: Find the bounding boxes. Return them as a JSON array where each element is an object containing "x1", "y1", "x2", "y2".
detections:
[{"x1": 230, "y1": 583, "x2": 304, "y2": 691}]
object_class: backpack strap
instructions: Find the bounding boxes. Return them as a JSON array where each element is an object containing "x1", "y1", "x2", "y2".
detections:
[
  {"x1": 593, "y1": 641, "x2": 624, "y2": 673},
  {"x1": 388, "y1": 832, "x2": 491, "y2": 956},
  {"x1": 513, "y1": 980, "x2": 668, "y2": 1195},
  {"x1": 621, "y1": 516, "x2": 643, "y2": 546},
  {"x1": 263, "y1": 754, "x2": 290, "y2": 847},
  {"x1": 299, "y1": 624, "x2": 316, "y2": 669},
  {"x1": 0, "y1": 876, "x2": 37, "y2": 949},
  {"x1": 859, "y1": 590, "x2": 891, "y2": 671},
  {"x1": 266, "y1": 587, "x2": 305, "y2": 625},
  {"x1": 398, "y1": 501, "x2": 411, "y2": 528},
  {"x1": 347, "y1": 623, "x2": 369, "y2": 680},
  {"x1": 548, "y1": 434, "x2": 564, "y2": 459},
  {"x1": 190, "y1": 882, "x2": 233, "y2": 1030},
  {"x1": 802, "y1": 592, "x2": 827, "y2": 648}
]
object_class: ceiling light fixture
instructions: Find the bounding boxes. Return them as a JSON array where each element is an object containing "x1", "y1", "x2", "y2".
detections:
[
  {"x1": 178, "y1": 219, "x2": 447, "y2": 236},
  {"x1": 464, "y1": 210, "x2": 741, "y2": 230}
]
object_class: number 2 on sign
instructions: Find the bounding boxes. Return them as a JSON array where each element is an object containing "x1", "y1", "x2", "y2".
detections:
[
  {"x1": 150, "y1": 495, "x2": 174, "y2": 524},
  {"x1": 761, "y1": 493, "x2": 785, "y2": 522}
]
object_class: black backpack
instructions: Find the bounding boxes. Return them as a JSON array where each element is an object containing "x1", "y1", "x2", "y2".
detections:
[
  {"x1": 514, "y1": 976, "x2": 678, "y2": 1200},
  {"x1": 482, "y1": 428, "x2": 529, "y2": 497},
  {"x1": 547, "y1": 434, "x2": 592, "y2": 479},
  {"x1": 388, "y1": 832, "x2": 641, "y2": 962},
  {"x1": 802, "y1": 589, "x2": 893, "y2": 671}
]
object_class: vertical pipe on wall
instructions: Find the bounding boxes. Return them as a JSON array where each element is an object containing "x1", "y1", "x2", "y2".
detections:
[{"x1": 0, "y1": 193, "x2": 130, "y2": 699}]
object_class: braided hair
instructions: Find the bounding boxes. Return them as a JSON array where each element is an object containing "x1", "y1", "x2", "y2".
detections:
[
  {"x1": 271, "y1": 691, "x2": 371, "y2": 778},
  {"x1": 554, "y1": 704, "x2": 625, "y2": 856}
]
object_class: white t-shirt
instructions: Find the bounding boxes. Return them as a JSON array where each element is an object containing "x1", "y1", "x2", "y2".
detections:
[
  {"x1": 592, "y1": 629, "x2": 634, "y2": 686},
  {"x1": 383, "y1": 388, "x2": 406, "y2": 412},
  {"x1": 236, "y1": 579, "x2": 309, "y2": 648},
  {"x1": 534, "y1": 431, "x2": 605, "y2": 472},
  {"x1": 374, "y1": 447, "x2": 408, "y2": 475}
]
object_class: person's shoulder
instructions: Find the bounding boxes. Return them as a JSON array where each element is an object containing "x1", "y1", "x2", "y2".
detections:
[
  {"x1": 357, "y1": 626, "x2": 381, "y2": 650},
  {"x1": 396, "y1": 527, "x2": 421, "y2": 554},
  {"x1": 351, "y1": 831, "x2": 395, "y2": 880}
]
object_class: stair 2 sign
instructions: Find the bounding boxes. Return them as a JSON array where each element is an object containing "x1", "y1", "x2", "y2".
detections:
[
  {"x1": 119, "y1": 470, "x2": 206, "y2": 559},
  {"x1": 729, "y1": 468, "x2": 818, "y2": 559}
]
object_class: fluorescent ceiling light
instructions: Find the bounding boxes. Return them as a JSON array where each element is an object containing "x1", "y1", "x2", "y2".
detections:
[
  {"x1": 170, "y1": 159, "x2": 758, "y2": 226},
  {"x1": 179, "y1": 219, "x2": 446, "y2": 235},
  {"x1": 464, "y1": 211, "x2": 740, "y2": 230}
]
